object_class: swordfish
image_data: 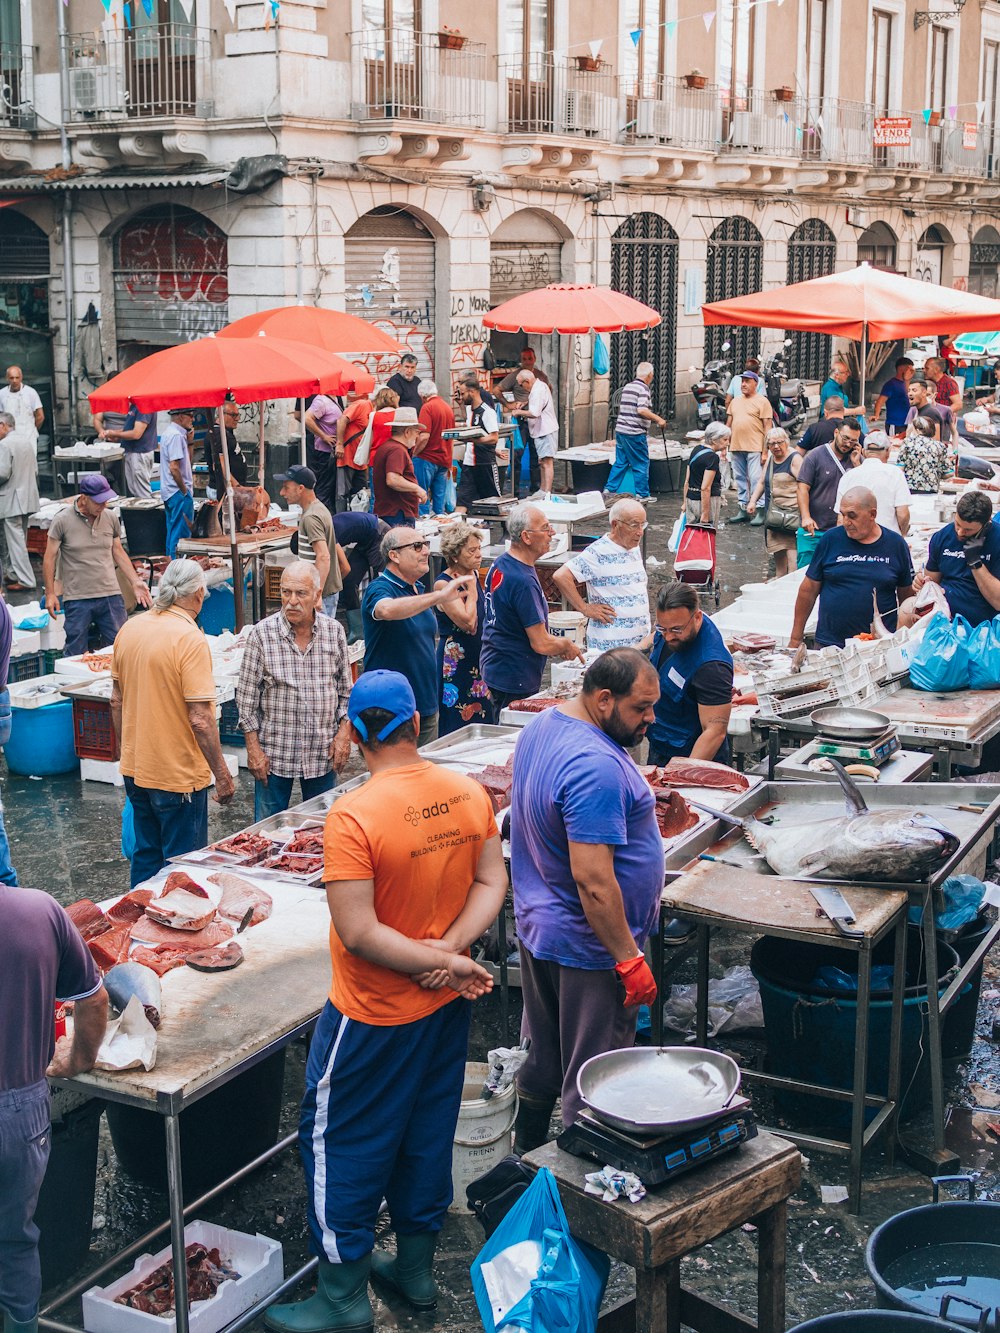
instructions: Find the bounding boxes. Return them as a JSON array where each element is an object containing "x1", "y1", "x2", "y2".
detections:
[{"x1": 695, "y1": 761, "x2": 960, "y2": 882}]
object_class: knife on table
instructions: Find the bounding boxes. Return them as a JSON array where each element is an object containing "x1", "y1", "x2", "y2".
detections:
[{"x1": 809, "y1": 885, "x2": 865, "y2": 940}]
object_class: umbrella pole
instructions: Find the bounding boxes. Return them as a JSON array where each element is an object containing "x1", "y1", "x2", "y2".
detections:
[
  {"x1": 258, "y1": 407, "x2": 266, "y2": 490},
  {"x1": 217, "y1": 404, "x2": 244, "y2": 633},
  {"x1": 300, "y1": 397, "x2": 307, "y2": 467},
  {"x1": 562, "y1": 335, "x2": 573, "y2": 465},
  {"x1": 861, "y1": 325, "x2": 867, "y2": 421}
]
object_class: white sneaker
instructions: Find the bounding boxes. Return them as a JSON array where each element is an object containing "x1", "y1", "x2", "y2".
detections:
[{"x1": 640, "y1": 495, "x2": 658, "y2": 505}]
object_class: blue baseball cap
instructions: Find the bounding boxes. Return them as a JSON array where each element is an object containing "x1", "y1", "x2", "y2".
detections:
[
  {"x1": 348, "y1": 670, "x2": 416, "y2": 742},
  {"x1": 741, "y1": 370, "x2": 760, "y2": 382}
]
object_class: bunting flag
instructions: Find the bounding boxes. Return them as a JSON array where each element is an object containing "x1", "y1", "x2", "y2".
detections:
[
  {"x1": 947, "y1": 104, "x2": 957, "y2": 119},
  {"x1": 629, "y1": 28, "x2": 642, "y2": 45},
  {"x1": 176, "y1": 0, "x2": 193, "y2": 18},
  {"x1": 703, "y1": 10, "x2": 715, "y2": 29},
  {"x1": 815, "y1": 113, "x2": 824, "y2": 133},
  {"x1": 666, "y1": 19, "x2": 678, "y2": 36},
  {"x1": 977, "y1": 99, "x2": 987, "y2": 120},
  {"x1": 782, "y1": 111, "x2": 788, "y2": 122},
  {"x1": 123, "y1": 2, "x2": 132, "y2": 26},
  {"x1": 922, "y1": 108, "x2": 932, "y2": 124},
  {"x1": 222, "y1": 0, "x2": 236, "y2": 22},
  {"x1": 99, "y1": 0, "x2": 111, "y2": 12},
  {"x1": 140, "y1": 0, "x2": 154, "y2": 15},
  {"x1": 588, "y1": 39, "x2": 602, "y2": 58},
  {"x1": 795, "y1": 127, "x2": 802, "y2": 139}
]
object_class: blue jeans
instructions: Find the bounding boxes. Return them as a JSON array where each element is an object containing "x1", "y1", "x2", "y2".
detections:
[
  {"x1": 254, "y1": 770, "x2": 336, "y2": 821},
  {"x1": 730, "y1": 451, "x2": 762, "y2": 509},
  {"x1": 63, "y1": 595, "x2": 128, "y2": 658},
  {"x1": 0, "y1": 791, "x2": 16, "y2": 888},
  {"x1": 322, "y1": 593, "x2": 339, "y2": 619},
  {"x1": 607, "y1": 431, "x2": 650, "y2": 498},
  {"x1": 0, "y1": 1080, "x2": 50, "y2": 1321},
  {"x1": 164, "y1": 490, "x2": 194, "y2": 557},
  {"x1": 123, "y1": 777, "x2": 209, "y2": 888},
  {"x1": 414, "y1": 458, "x2": 449, "y2": 515}
]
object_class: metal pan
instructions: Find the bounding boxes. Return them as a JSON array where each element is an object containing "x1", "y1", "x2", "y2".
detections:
[
  {"x1": 809, "y1": 705, "x2": 892, "y2": 740},
  {"x1": 577, "y1": 1046, "x2": 744, "y2": 1135}
]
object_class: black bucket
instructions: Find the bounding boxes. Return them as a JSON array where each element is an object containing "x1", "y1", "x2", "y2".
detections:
[
  {"x1": 36, "y1": 1098, "x2": 104, "y2": 1287},
  {"x1": 790, "y1": 1313, "x2": 960, "y2": 1333},
  {"x1": 106, "y1": 1049, "x2": 286, "y2": 1198},
  {"x1": 942, "y1": 911, "x2": 992, "y2": 1061},
  {"x1": 866, "y1": 1190, "x2": 1000, "y2": 1330},
  {"x1": 120, "y1": 505, "x2": 167, "y2": 560}
]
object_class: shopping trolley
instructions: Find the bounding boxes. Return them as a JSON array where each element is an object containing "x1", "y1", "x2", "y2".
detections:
[{"x1": 673, "y1": 521, "x2": 721, "y2": 608}]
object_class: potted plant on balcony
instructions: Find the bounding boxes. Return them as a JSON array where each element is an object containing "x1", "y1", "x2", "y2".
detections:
[
  {"x1": 773, "y1": 85, "x2": 795, "y2": 102},
  {"x1": 684, "y1": 69, "x2": 707, "y2": 89},
  {"x1": 437, "y1": 26, "x2": 467, "y2": 50},
  {"x1": 575, "y1": 53, "x2": 605, "y2": 72},
  {"x1": 928, "y1": 109, "x2": 942, "y2": 126}
]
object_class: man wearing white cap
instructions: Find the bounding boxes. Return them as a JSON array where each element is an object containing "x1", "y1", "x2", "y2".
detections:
[
  {"x1": 834, "y1": 431, "x2": 911, "y2": 536},
  {"x1": 161, "y1": 407, "x2": 195, "y2": 557}
]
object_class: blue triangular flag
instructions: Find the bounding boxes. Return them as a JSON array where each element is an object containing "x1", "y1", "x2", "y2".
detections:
[
  {"x1": 666, "y1": 19, "x2": 678, "y2": 36},
  {"x1": 922, "y1": 108, "x2": 932, "y2": 124},
  {"x1": 629, "y1": 28, "x2": 642, "y2": 45},
  {"x1": 123, "y1": 2, "x2": 132, "y2": 26},
  {"x1": 141, "y1": 0, "x2": 154, "y2": 16}
]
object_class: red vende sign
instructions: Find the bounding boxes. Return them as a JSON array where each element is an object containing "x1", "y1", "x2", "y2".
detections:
[{"x1": 873, "y1": 116, "x2": 912, "y2": 148}]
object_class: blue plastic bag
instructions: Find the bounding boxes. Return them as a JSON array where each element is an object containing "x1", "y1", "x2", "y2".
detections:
[
  {"x1": 592, "y1": 334, "x2": 609, "y2": 376},
  {"x1": 968, "y1": 616, "x2": 1000, "y2": 689},
  {"x1": 908, "y1": 612, "x2": 972, "y2": 692},
  {"x1": 908, "y1": 874, "x2": 986, "y2": 931},
  {"x1": 121, "y1": 797, "x2": 136, "y2": 861},
  {"x1": 471, "y1": 1166, "x2": 610, "y2": 1333},
  {"x1": 443, "y1": 472, "x2": 457, "y2": 514}
]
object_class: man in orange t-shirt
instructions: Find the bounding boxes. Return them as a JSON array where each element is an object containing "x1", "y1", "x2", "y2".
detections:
[
  {"x1": 265, "y1": 670, "x2": 506, "y2": 1333},
  {"x1": 333, "y1": 390, "x2": 372, "y2": 513}
]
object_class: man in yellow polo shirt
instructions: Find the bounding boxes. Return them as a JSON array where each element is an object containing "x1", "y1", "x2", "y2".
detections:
[
  {"x1": 265, "y1": 670, "x2": 506, "y2": 1333},
  {"x1": 110, "y1": 558, "x2": 235, "y2": 886}
]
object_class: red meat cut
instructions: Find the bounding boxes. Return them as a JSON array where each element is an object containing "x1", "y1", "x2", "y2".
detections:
[
  {"x1": 185, "y1": 941, "x2": 245, "y2": 972},
  {"x1": 654, "y1": 789, "x2": 699, "y2": 840},
  {"x1": 476, "y1": 762, "x2": 514, "y2": 812},
  {"x1": 131, "y1": 917, "x2": 233, "y2": 949},
  {"x1": 66, "y1": 899, "x2": 111, "y2": 940},
  {"x1": 88, "y1": 924, "x2": 133, "y2": 972},
  {"x1": 656, "y1": 757, "x2": 749, "y2": 793},
  {"x1": 106, "y1": 889, "x2": 154, "y2": 926},
  {"x1": 209, "y1": 872, "x2": 273, "y2": 927},
  {"x1": 131, "y1": 946, "x2": 189, "y2": 976}
]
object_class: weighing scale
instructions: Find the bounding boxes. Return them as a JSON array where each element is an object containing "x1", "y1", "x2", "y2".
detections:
[
  {"x1": 813, "y1": 727, "x2": 900, "y2": 765},
  {"x1": 558, "y1": 1107, "x2": 757, "y2": 1187}
]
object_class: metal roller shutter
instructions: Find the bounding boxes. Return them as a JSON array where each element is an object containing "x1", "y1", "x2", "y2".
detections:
[
  {"x1": 489, "y1": 241, "x2": 563, "y2": 303},
  {"x1": 113, "y1": 204, "x2": 228, "y2": 345},
  {"x1": 344, "y1": 209, "x2": 436, "y2": 379}
]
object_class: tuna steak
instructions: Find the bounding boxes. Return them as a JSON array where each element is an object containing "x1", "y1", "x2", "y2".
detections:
[{"x1": 699, "y1": 761, "x2": 959, "y2": 883}]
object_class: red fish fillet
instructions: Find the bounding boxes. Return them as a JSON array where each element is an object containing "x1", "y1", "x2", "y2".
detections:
[
  {"x1": 131, "y1": 917, "x2": 233, "y2": 949},
  {"x1": 656, "y1": 757, "x2": 750, "y2": 793},
  {"x1": 66, "y1": 898, "x2": 111, "y2": 940},
  {"x1": 185, "y1": 941, "x2": 244, "y2": 972},
  {"x1": 130, "y1": 946, "x2": 189, "y2": 977},
  {"x1": 88, "y1": 924, "x2": 133, "y2": 972},
  {"x1": 654, "y1": 789, "x2": 699, "y2": 839},
  {"x1": 105, "y1": 889, "x2": 154, "y2": 925},
  {"x1": 209, "y1": 872, "x2": 273, "y2": 927},
  {"x1": 161, "y1": 870, "x2": 211, "y2": 899}
]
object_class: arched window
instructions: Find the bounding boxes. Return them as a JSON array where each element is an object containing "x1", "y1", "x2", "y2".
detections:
[
  {"x1": 705, "y1": 216, "x2": 762, "y2": 370},
  {"x1": 786, "y1": 219, "x2": 836, "y2": 381},
  {"x1": 611, "y1": 212, "x2": 678, "y2": 418},
  {"x1": 970, "y1": 226, "x2": 1000, "y2": 299},
  {"x1": 857, "y1": 220, "x2": 897, "y2": 270}
]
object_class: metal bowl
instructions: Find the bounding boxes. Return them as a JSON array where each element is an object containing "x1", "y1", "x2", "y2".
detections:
[
  {"x1": 809, "y1": 705, "x2": 892, "y2": 741},
  {"x1": 576, "y1": 1046, "x2": 744, "y2": 1135}
]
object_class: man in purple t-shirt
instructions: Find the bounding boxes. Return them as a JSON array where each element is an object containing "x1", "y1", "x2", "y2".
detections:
[
  {"x1": 509, "y1": 649, "x2": 664, "y2": 1153},
  {"x1": 0, "y1": 888, "x2": 107, "y2": 1332}
]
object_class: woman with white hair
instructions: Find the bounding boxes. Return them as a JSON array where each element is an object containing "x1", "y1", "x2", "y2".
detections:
[{"x1": 682, "y1": 422, "x2": 729, "y2": 527}]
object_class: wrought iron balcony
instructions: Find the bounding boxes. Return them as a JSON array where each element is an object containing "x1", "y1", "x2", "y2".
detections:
[
  {"x1": 66, "y1": 26, "x2": 212, "y2": 122},
  {"x1": 619, "y1": 75, "x2": 719, "y2": 152},
  {"x1": 0, "y1": 43, "x2": 34, "y2": 129},
  {"x1": 499, "y1": 52, "x2": 616, "y2": 139},
  {"x1": 350, "y1": 28, "x2": 487, "y2": 127}
]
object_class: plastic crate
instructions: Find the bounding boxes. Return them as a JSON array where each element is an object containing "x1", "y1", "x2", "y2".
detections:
[
  {"x1": 9, "y1": 653, "x2": 42, "y2": 683},
  {"x1": 26, "y1": 527, "x2": 47, "y2": 556},
  {"x1": 40, "y1": 648, "x2": 64, "y2": 674},
  {"x1": 71, "y1": 695, "x2": 120, "y2": 762},
  {"x1": 219, "y1": 697, "x2": 244, "y2": 745},
  {"x1": 264, "y1": 565, "x2": 284, "y2": 603}
]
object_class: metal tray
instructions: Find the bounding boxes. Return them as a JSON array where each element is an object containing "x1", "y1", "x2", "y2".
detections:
[
  {"x1": 577, "y1": 1047, "x2": 744, "y2": 1134},
  {"x1": 809, "y1": 705, "x2": 891, "y2": 739},
  {"x1": 419, "y1": 724, "x2": 521, "y2": 754}
]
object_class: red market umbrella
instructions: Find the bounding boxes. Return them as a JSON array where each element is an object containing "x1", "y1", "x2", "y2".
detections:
[
  {"x1": 484, "y1": 283, "x2": 661, "y2": 335},
  {"x1": 702, "y1": 262, "x2": 1000, "y2": 404},
  {"x1": 219, "y1": 305, "x2": 404, "y2": 355}
]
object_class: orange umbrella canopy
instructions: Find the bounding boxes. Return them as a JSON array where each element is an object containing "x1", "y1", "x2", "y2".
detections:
[
  {"x1": 484, "y1": 284, "x2": 661, "y2": 335},
  {"x1": 702, "y1": 263, "x2": 1000, "y2": 342},
  {"x1": 220, "y1": 305, "x2": 404, "y2": 355},
  {"x1": 88, "y1": 337, "x2": 373, "y2": 414}
]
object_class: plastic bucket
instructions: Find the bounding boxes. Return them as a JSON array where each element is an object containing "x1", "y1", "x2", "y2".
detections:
[
  {"x1": 5, "y1": 698, "x2": 78, "y2": 776},
  {"x1": 942, "y1": 911, "x2": 991, "y2": 1061},
  {"x1": 450, "y1": 1062, "x2": 517, "y2": 1212},
  {"x1": 36, "y1": 1097, "x2": 104, "y2": 1286},
  {"x1": 790, "y1": 1313, "x2": 960, "y2": 1333},
  {"x1": 548, "y1": 611, "x2": 586, "y2": 645},
  {"x1": 750, "y1": 928, "x2": 959, "y2": 1128}
]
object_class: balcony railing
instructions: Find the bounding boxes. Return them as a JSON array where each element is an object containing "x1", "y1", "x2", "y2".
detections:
[
  {"x1": 619, "y1": 75, "x2": 718, "y2": 151},
  {"x1": 499, "y1": 53, "x2": 616, "y2": 139},
  {"x1": 0, "y1": 44, "x2": 34, "y2": 128},
  {"x1": 67, "y1": 26, "x2": 212, "y2": 122},
  {"x1": 351, "y1": 28, "x2": 487, "y2": 127}
]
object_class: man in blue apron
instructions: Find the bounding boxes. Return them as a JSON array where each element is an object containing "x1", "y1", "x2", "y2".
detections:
[{"x1": 646, "y1": 580, "x2": 734, "y2": 768}]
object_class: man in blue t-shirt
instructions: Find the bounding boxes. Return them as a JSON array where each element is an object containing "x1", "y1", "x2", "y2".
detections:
[
  {"x1": 789, "y1": 486, "x2": 914, "y2": 648},
  {"x1": 923, "y1": 489, "x2": 1000, "y2": 626},
  {"x1": 479, "y1": 503, "x2": 583, "y2": 712},
  {"x1": 100, "y1": 404, "x2": 158, "y2": 498},
  {"x1": 509, "y1": 648, "x2": 664, "y2": 1153},
  {"x1": 872, "y1": 357, "x2": 915, "y2": 436},
  {"x1": 361, "y1": 526, "x2": 474, "y2": 747}
]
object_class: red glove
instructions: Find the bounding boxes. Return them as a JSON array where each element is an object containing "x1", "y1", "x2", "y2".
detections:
[{"x1": 615, "y1": 954, "x2": 658, "y2": 1008}]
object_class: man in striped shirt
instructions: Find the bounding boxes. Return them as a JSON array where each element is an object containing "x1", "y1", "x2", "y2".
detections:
[{"x1": 607, "y1": 362, "x2": 666, "y2": 505}]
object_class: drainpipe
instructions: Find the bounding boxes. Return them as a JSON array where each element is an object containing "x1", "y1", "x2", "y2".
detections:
[{"x1": 56, "y1": 0, "x2": 77, "y2": 434}]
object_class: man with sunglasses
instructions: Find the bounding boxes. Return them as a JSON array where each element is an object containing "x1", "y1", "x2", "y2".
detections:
[{"x1": 362, "y1": 526, "x2": 476, "y2": 746}]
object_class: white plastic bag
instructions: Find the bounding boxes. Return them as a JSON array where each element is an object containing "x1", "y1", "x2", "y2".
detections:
[
  {"x1": 667, "y1": 510, "x2": 687, "y2": 554},
  {"x1": 661, "y1": 965, "x2": 764, "y2": 1039}
]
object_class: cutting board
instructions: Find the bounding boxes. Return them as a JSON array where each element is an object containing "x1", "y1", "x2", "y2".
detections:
[{"x1": 879, "y1": 688, "x2": 1000, "y2": 729}]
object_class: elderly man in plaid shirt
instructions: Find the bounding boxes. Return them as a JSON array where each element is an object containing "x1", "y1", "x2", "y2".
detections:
[{"x1": 237, "y1": 560, "x2": 354, "y2": 819}]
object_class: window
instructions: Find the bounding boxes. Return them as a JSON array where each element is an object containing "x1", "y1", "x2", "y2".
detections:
[
  {"x1": 133, "y1": 0, "x2": 195, "y2": 59},
  {"x1": 983, "y1": 40, "x2": 999, "y2": 132},
  {"x1": 871, "y1": 9, "x2": 892, "y2": 111},
  {"x1": 718, "y1": 0, "x2": 755, "y2": 95},
  {"x1": 361, "y1": 0, "x2": 420, "y2": 32},
  {"x1": 805, "y1": 0, "x2": 826, "y2": 104},
  {"x1": 503, "y1": 0, "x2": 550, "y2": 63},
  {"x1": 929, "y1": 24, "x2": 949, "y2": 115},
  {"x1": 622, "y1": 0, "x2": 667, "y2": 98},
  {"x1": 0, "y1": 0, "x2": 22, "y2": 54}
]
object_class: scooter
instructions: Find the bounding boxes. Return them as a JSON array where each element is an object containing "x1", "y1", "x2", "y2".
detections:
[
  {"x1": 690, "y1": 341, "x2": 732, "y2": 425},
  {"x1": 763, "y1": 339, "x2": 809, "y2": 436}
]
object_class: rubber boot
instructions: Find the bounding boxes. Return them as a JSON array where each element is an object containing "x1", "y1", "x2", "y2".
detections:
[
  {"x1": 263, "y1": 1259, "x2": 372, "y2": 1333},
  {"x1": 749, "y1": 510, "x2": 765, "y2": 526},
  {"x1": 344, "y1": 610, "x2": 364, "y2": 646},
  {"x1": 512, "y1": 1092, "x2": 557, "y2": 1156},
  {"x1": 370, "y1": 1232, "x2": 438, "y2": 1311},
  {"x1": 4, "y1": 1312, "x2": 38, "y2": 1333},
  {"x1": 729, "y1": 507, "x2": 750, "y2": 523}
]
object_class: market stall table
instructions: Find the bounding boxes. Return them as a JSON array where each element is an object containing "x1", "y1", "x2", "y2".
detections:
[
  {"x1": 524, "y1": 1130, "x2": 800, "y2": 1333},
  {"x1": 177, "y1": 526, "x2": 296, "y2": 623},
  {"x1": 52, "y1": 445, "x2": 125, "y2": 501},
  {"x1": 42, "y1": 883, "x2": 331, "y2": 1333}
]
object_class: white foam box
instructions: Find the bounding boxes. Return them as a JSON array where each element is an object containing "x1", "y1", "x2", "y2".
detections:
[
  {"x1": 221, "y1": 743, "x2": 249, "y2": 770},
  {"x1": 40, "y1": 616, "x2": 66, "y2": 650},
  {"x1": 82, "y1": 1220, "x2": 283, "y2": 1333},
  {"x1": 11, "y1": 629, "x2": 41, "y2": 657},
  {"x1": 9, "y1": 674, "x2": 66, "y2": 708},
  {"x1": 80, "y1": 757, "x2": 124, "y2": 787},
  {"x1": 55, "y1": 652, "x2": 112, "y2": 681}
]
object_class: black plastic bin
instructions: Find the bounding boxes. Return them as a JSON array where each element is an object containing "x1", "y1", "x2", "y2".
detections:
[
  {"x1": 106, "y1": 1049, "x2": 286, "y2": 1199},
  {"x1": 120, "y1": 504, "x2": 167, "y2": 560},
  {"x1": 942, "y1": 910, "x2": 993, "y2": 1061},
  {"x1": 36, "y1": 1098, "x2": 104, "y2": 1287},
  {"x1": 789, "y1": 1313, "x2": 959, "y2": 1333},
  {"x1": 569, "y1": 460, "x2": 611, "y2": 493}
]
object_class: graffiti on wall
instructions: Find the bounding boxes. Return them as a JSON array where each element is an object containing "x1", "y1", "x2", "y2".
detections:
[
  {"x1": 115, "y1": 208, "x2": 228, "y2": 341},
  {"x1": 448, "y1": 290, "x2": 491, "y2": 395},
  {"x1": 488, "y1": 247, "x2": 554, "y2": 292},
  {"x1": 345, "y1": 245, "x2": 435, "y2": 381}
]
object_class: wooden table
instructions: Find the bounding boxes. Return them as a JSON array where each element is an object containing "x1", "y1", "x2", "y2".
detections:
[
  {"x1": 524, "y1": 1131, "x2": 800, "y2": 1333},
  {"x1": 177, "y1": 527, "x2": 295, "y2": 622},
  {"x1": 654, "y1": 864, "x2": 908, "y2": 1214}
]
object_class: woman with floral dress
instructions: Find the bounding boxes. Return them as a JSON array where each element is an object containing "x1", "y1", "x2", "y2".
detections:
[
  {"x1": 434, "y1": 521, "x2": 492, "y2": 734},
  {"x1": 896, "y1": 414, "x2": 952, "y2": 494}
]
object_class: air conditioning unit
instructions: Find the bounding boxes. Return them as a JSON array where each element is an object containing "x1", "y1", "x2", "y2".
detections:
[
  {"x1": 69, "y1": 64, "x2": 126, "y2": 117},
  {"x1": 634, "y1": 98, "x2": 673, "y2": 142},
  {"x1": 729, "y1": 110, "x2": 762, "y2": 150},
  {"x1": 563, "y1": 89, "x2": 598, "y2": 134}
]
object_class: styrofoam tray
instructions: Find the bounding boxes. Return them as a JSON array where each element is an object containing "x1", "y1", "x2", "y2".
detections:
[
  {"x1": 82, "y1": 1220, "x2": 282, "y2": 1333},
  {"x1": 9, "y1": 675, "x2": 67, "y2": 709},
  {"x1": 55, "y1": 652, "x2": 113, "y2": 681}
]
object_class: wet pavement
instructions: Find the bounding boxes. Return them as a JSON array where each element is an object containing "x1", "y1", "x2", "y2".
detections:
[{"x1": 10, "y1": 495, "x2": 1000, "y2": 1332}]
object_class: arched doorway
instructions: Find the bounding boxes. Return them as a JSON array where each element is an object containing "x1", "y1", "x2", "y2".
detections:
[
  {"x1": 344, "y1": 206, "x2": 436, "y2": 378},
  {"x1": 610, "y1": 212, "x2": 678, "y2": 418},
  {"x1": 786, "y1": 219, "x2": 836, "y2": 381},
  {"x1": 113, "y1": 204, "x2": 228, "y2": 363},
  {"x1": 857, "y1": 220, "x2": 897, "y2": 270},
  {"x1": 0, "y1": 211, "x2": 53, "y2": 441},
  {"x1": 915, "y1": 225, "x2": 949, "y2": 285},
  {"x1": 970, "y1": 226, "x2": 1000, "y2": 298},
  {"x1": 487, "y1": 210, "x2": 565, "y2": 401},
  {"x1": 705, "y1": 216, "x2": 763, "y2": 371}
]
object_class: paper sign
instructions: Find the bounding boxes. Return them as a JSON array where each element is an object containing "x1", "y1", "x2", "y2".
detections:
[
  {"x1": 873, "y1": 116, "x2": 911, "y2": 148},
  {"x1": 964, "y1": 122, "x2": 978, "y2": 150}
]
